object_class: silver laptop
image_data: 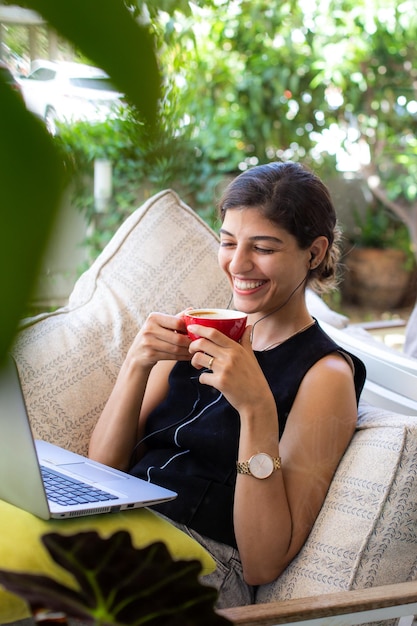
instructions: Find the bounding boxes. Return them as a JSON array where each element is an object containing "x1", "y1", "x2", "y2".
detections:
[{"x1": 0, "y1": 354, "x2": 177, "y2": 519}]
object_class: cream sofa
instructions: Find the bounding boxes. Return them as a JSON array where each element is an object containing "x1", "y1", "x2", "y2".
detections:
[{"x1": 4, "y1": 190, "x2": 417, "y2": 624}]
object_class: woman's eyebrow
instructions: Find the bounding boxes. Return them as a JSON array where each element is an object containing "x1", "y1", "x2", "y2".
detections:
[
  {"x1": 250, "y1": 235, "x2": 283, "y2": 244},
  {"x1": 219, "y1": 229, "x2": 283, "y2": 244},
  {"x1": 219, "y1": 228, "x2": 234, "y2": 237}
]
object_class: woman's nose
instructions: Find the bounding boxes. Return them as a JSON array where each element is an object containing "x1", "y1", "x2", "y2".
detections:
[{"x1": 229, "y1": 246, "x2": 253, "y2": 274}]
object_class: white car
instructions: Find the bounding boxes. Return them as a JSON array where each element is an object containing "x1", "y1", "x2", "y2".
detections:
[{"x1": 19, "y1": 60, "x2": 125, "y2": 134}]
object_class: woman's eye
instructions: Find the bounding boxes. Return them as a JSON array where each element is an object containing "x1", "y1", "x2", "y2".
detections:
[
  {"x1": 254, "y1": 246, "x2": 274, "y2": 254},
  {"x1": 220, "y1": 241, "x2": 275, "y2": 253}
]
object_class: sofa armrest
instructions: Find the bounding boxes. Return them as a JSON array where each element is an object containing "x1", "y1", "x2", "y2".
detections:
[{"x1": 218, "y1": 581, "x2": 417, "y2": 626}]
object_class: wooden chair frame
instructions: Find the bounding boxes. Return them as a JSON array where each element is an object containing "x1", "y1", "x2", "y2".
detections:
[{"x1": 218, "y1": 582, "x2": 417, "y2": 626}]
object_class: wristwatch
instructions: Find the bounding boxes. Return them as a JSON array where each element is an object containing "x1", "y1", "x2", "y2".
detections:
[{"x1": 236, "y1": 453, "x2": 281, "y2": 479}]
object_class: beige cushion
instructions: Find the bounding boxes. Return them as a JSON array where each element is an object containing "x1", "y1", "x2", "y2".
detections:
[
  {"x1": 12, "y1": 189, "x2": 230, "y2": 456},
  {"x1": 256, "y1": 401, "x2": 417, "y2": 602}
]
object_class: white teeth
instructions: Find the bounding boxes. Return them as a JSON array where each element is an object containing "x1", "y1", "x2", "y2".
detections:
[{"x1": 234, "y1": 279, "x2": 265, "y2": 290}]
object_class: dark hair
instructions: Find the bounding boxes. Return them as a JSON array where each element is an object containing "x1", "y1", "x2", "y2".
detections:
[{"x1": 218, "y1": 161, "x2": 341, "y2": 292}]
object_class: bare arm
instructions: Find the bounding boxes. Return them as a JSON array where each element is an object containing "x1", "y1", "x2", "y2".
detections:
[
  {"x1": 190, "y1": 326, "x2": 358, "y2": 586},
  {"x1": 88, "y1": 312, "x2": 191, "y2": 471},
  {"x1": 234, "y1": 353, "x2": 357, "y2": 585}
]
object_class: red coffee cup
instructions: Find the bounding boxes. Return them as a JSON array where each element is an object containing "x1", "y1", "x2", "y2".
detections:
[{"x1": 183, "y1": 308, "x2": 247, "y2": 341}]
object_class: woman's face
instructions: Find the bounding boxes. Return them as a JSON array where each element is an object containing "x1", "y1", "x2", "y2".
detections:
[{"x1": 218, "y1": 207, "x2": 311, "y2": 318}]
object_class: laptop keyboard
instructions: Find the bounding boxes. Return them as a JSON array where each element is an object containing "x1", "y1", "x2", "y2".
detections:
[{"x1": 41, "y1": 466, "x2": 119, "y2": 507}]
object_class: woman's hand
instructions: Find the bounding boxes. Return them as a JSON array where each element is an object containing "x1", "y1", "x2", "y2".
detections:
[
  {"x1": 89, "y1": 311, "x2": 191, "y2": 470},
  {"x1": 188, "y1": 325, "x2": 275, "y2": 415},
  {"x1": 127, "y1": 312, "x2": 192, "y2": 370}
]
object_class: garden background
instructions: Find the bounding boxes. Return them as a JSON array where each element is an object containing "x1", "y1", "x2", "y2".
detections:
[{"x1": 1, "y1": 0, "x2": 417, "y2": 334}]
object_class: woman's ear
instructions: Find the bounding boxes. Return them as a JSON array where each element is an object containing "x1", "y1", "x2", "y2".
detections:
[{"x1": 309, "y1": 237, "x2": 329, "y2": 268}]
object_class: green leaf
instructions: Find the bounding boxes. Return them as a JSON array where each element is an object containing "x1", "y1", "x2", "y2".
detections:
[
  {"x1": 0, "y1": 0, "x2": 162, "y2": 366},
  {"x1": 0, "y1": 77, "x2": 65, "y2": 360},
  {"x1": 0, "y1": 531, "x2": 231, "y2": 626}
]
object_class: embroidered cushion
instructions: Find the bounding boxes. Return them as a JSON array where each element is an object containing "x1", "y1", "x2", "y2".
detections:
[
  {"x1": 256, "y1": 401, "x2": 417, "y2": 602},
  {"x1": 11, "y1": 189, "x2": 230, "y2": 456}
]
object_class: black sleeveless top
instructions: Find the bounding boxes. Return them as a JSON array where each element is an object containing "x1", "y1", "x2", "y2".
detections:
[{"x1": 129, "y1": 321, "x2": 366, "y2": 547}]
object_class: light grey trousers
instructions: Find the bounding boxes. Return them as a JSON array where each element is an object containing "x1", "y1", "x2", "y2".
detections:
[{"x1": 166, "y1": 518, "x2": 256, "y2": 609}]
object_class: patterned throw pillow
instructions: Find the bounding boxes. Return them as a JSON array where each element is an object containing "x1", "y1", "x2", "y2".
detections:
[
  {"x1": 256, "y1": 401, "x2": 417, "y2": 602},
  {"x1": 11, "y1": 189, "x2": 230, "y2": 456}
]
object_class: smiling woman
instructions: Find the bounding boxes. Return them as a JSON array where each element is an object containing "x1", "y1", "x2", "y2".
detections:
[
  {"x1": 217, "y1": 162, "x2": 340, "y2": 348},
  {"x1": 88, "y1": 161, "x2": 366, "y2": 608}
]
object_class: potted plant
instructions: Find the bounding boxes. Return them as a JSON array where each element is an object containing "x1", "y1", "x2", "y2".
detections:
[
  {"x1": 341, "y1": 203, "x2": 415, "y2": 311},
  {"x1": 0, "y1": 530, "x2": 229, "y2": 625}
]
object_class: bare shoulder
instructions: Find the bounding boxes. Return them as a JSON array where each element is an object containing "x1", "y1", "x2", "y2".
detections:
[
  {"x1": 287, "y1": 350, "x2": 359, "y2": 433},
  {"x1": 308, "y1": 350, "x2": 356, "y2": 382}
]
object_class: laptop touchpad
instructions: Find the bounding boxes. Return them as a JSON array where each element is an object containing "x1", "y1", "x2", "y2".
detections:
[{"x1": 59, "y1": 462, "x2": 128, "y2": 483}]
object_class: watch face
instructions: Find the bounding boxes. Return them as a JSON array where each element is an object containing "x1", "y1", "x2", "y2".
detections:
[{"x1": 249, "y1": 453, "x2": 274, "y2": 479}]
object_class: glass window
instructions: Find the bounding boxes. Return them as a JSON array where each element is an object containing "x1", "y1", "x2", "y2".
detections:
[
  {"x1": 29, "y1": 68, "x2": 56, "y2": 81},
  {"x1": 69, "y1": 77, "x2": 117, "y2": 91}
]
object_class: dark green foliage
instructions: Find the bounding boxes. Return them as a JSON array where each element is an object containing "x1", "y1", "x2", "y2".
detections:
[
  {"x1": 0, "y1": 77, "x2": 65, "y2": 361},
  {"x1": 0, "y1": 0, "x2": 160, "y2": 365},
  {"x1": 350, "y1": 204, "x2": 414, "y2": 267},
  {"x1": 0, "y1": 531, "x2": 231, "y2": 626}
]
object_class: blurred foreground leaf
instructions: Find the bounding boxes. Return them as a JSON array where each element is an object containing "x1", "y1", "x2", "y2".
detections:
[
  {"x1": 0, "y1": 0, "x2": 161, "y2": 364},
  {"x1": 0, "y1": 79, "x2": 65, "y2": 360},
  {"x1": 0, "y1": 531, "x2": 231, "y2": 625}
]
